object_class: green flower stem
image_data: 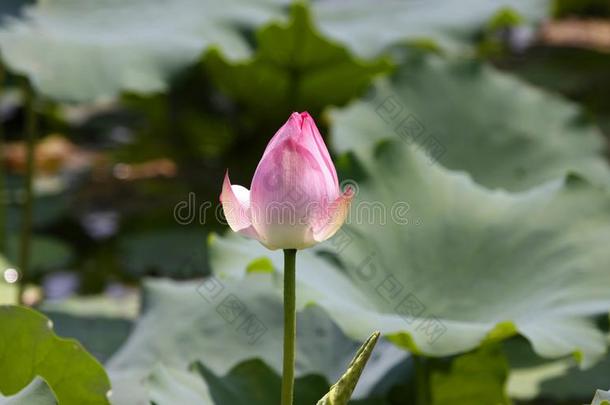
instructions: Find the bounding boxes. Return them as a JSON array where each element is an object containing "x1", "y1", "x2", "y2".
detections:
[
  {"x1": 17, "y1": 82, "x2": 37, "y2": 305},
  {"x1": 281, "y1": 248, "x2": 297, "y2": 405}
]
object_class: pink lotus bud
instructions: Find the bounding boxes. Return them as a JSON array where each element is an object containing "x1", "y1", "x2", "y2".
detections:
[{"x1": 220, "y1": 112, "x2": 353, "y2": 250}]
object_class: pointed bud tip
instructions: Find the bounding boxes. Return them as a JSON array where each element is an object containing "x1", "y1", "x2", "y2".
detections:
[
  {"x1": 288, "y1": 111, "x2": 313, "y2": 129},
  {"x1": 220, "y1": 170, "x2": 231, "y2": 202}
]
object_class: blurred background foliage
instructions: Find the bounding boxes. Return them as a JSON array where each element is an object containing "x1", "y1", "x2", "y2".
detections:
[{"x1": 0, "y1": 0, "x2": 609, "y2": 404}]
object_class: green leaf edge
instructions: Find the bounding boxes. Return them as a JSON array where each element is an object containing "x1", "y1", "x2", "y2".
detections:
[
  {"x1": 0, "y1": 305, "x2": 111, "y2": 405},
  {"x1": 375, "y1": 317, "x2": 586, "y2": 368},
  {"x1": 202, "y1": 1, "x2": 394, "y2": 97},
  {"x1": 230, "y1": 234, "x2": 599, "y2": 369}
]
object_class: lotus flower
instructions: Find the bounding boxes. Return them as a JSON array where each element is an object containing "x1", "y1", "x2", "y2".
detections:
[{"x1": 221, "y1": 112, "x2": 353, "y2": 250}]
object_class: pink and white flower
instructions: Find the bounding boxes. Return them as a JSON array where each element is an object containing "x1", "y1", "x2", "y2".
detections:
[{"x1": 220, "y1": 112, "x2": 353, "y2": 250}]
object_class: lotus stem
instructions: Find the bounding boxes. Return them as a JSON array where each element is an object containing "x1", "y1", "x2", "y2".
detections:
[{"x1": 281, "y1": 248, "x2": 297, "y2": 405}]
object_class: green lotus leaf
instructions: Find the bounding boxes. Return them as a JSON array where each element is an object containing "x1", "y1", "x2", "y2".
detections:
[
  {"x1": 0, "y1": 0, "x2": 288, "y2": 101},
  {"x1": 0, "y1": 0, "x2": 549, "y2": 101},
  {"x1": 0, "y1": 305, "x2": 111, "y2": 404},
  {"x1": 106, "y1": 277, "x2": 401, "y2": 403},
  {"x1": 204, "y1": 2, "x2": 391, "y2": 120},
  {"x1": 311, "y1": 0, "x2": 550, "y2": 58},
  {"x1": 210, "y1": 138, "x2": 610, "y2": 367},
  {"x1": 146, "y1": 357, "x2": 388, "y2": 405},
  {"x1": 330, "y1": 53, "x2": 610, "y2": 191}
]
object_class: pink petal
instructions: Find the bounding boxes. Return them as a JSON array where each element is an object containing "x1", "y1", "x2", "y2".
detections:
[
  {"x1": 250, "y1": 137, "x2": 332, "y2": 249},
  {"x1": 259, "y1": 112, "x2": 303, "y2": 160},
  {"x1": 220, "y1": 172, "x2": 262, "y2": 241},
  {"x1": 312, "y1": 188, "x2": 354, "y2": 243},
  {"x1": 258, "y1": 112, "x2": 338, "y2": 193},
  {"x1": 301, "y1": 112, "x2": 339, "y2": 189}
]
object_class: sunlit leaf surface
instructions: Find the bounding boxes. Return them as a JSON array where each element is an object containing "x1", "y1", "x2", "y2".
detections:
[
  {"x1": 211, "y1": 138, "x2": 610, "y2": 366},
  {"x1": 331, "y1": 53, "x2": 610, "y2": 191}
]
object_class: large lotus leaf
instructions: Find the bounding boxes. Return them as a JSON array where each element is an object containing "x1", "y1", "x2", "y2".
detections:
[
  {"x1": 204, "y1": 3, "x2": 391, "y2": 120},
  {"x1": 0, "y1": 0, "x2": 288, "y2": 101},
  {"x1": 311, "y1": 0, "x2": 550, "y2": 58},
  {"x1": 146, "y1": 357, "x2": 385, "y2": 405},
  {"x1": 330, "y1": 53, "x2": 610, "y2": 191},
  {"x1": 0, "y1": 0, "x2": 549, "y2": 102},
  {"x1": 210, "y1": 139, "x2": 610, "y2": 367},
  {"x1": 209, "y1": 234, "x2": 375, "y2": 316},
  {"x1": 210, "y1": 238, "x2": 514, "y2": 404},
  {"x1": 106, "y1": 277, "x2": 401, "y2": 402},
  {"x1": 146, "y1": 359, "x2": 380, "y2": 405},
  {"x1": 106, "y1": 276, "x2": 357, "y2": 379},
  {"x1": 0, "y1": 305, "x2": 111, "y2": 404}
]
